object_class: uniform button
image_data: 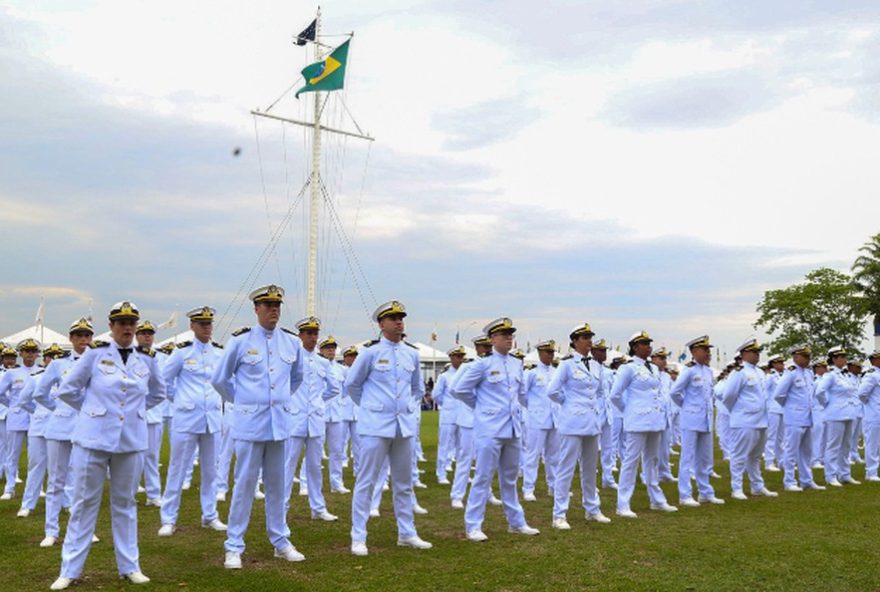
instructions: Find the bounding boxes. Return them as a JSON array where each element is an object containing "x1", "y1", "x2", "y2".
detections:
[
  {"x1": 119, "y1": 416, "x2": 124, "y2": 421},
  {"x1": 271, "y1": 385, "x2": 275, "y2": 390},
  {"x1": 270, "y1": 368, "x2": 275, "y2": 372},
  {"x1": 121, "y1": 386, "x2": 127, "y2": 392}
]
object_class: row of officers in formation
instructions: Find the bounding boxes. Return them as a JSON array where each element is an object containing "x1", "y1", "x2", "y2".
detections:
[{"x1": 0, "y1": 286, "x2": 878, "y2": 590}]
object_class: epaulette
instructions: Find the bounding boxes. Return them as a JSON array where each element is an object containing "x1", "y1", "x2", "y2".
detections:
[
  {"x1": 363, "y1": 339, "x2": 380, "y2": 348},
  {"x1": 231, "y1": 327, "x2": 251, "y2": 337},
  {"x1": 281, "y1": 327, "x2": 297, "y2": 336},
  {"x1": 561, "y1": 354, "x2": 573, "y2": 360},
  {"x1": 176, "y1": 340, "x2": 193, "y2": 349},
  {"x1": 404, "y1": 340, "x2": 418, "y2": 349},
  {"x1": 686, "y1": 361, "x2": 695, "y2": 367},
  {"x1": 135, "y1": 346, "x2": 156, "y2": 358},
  {"x1": 788, "y1": 365, "x2": 796, "y2": 371},
  {"x1": 867, "y1": 368, "x2": 876, "y2": 374},
  {"x1": 90, "y1": 341, "x2": 110, "y2": 348},
  {"x1": 211, "y1": 341, "x2": 224, "y2": 349},
  {"x1": 32, "y1": 369, "x2": 45, "y2": 375}
]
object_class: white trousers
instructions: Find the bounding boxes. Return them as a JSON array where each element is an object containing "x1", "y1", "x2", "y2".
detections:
[
  {"x1": 327, "y1": 420, "x2": 359, "y2": 490},
  {"x1": 811, "y1": 418, "x2": 826, "y2": 465},
  {"x1": 464, "y1": 436, "x2": 526, "y2": 533},
  {"x1": 849, "y1": 418, "x2": 864, "y2": 462},
  {"x1": 678, "y1": 429, "x2": 715, "y2": 500},
  {"x1": 350, "y1": 434, "x2": 416, "y2": 543},
  {"x1": 286, "y1": 435, "x2": 327, "y2": 514},
  {"x1": 22, "y1": 434, "x2": 48, "y2": 509},
  {"x1": 552, "y1": 434, "x2": 600, "y2": 518},
  {"x1": 450, "y1": 427, "x2": 474, "y2": 501},
  {"x1": 4, "y1": 429, "x2": 27, "y2": 493},
  {"x1": 436, "y1": 422, "x2": 459, "y2": 480},
  {"x1": 523, "y1": 427, "x2": 560, "y2": 494},
  {"x1": 59, "y1": 445, "x2": 144, "y2": 579},
  {"x1": 215, "y1": 421, "x2": 234, "y2": 494},
  {"x1": 161, "y1": 431, "x2": 218, "y2": 525},
  {"x1": 45, "y1": 439, "x2": 73, "y2": 537},
  {"x1": 141, "y1": 423, "x2": 163, "y2": 500},
  {"x1": 782, "y1": 425, "x2": 814, "y2": 487},
  {"x1": 716, "y1": 413, "x2": 731, "y2": 458},
  {"x1": 617, "y1": 431, "x2": 667, "y2": 511},
  {"x1": 764, "y1": 413, "x2": 784, "y2": 464},
  {"x1": 225, "y1": 439, "x2": 291, "y2": 554},
  {"x1": 729, "y1": 427, "x2": 767, "y2": 493},
  {"x1": 824, "y1": 420, "x2": 854, "y2": 482},
  {"x1": 864, "y1": 422, "x2": 880, "y2": 478},
  {"x1": 0, "y1": 420, "x2": 6, "y2": 482},
  {"x1": 599, "y1": 422, "x2": 618, "y2": 487}
]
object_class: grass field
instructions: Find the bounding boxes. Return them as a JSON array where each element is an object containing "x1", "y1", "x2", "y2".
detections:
[{"x1": 3, "y1": 414, "x2": 880, "y2": 591}]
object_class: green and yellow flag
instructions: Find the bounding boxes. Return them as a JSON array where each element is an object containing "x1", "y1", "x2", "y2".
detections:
[{"x1": 296, "y1": 39, "x2": 350, "y2": 98}]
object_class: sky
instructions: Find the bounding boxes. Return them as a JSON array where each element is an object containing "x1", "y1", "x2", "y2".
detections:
[{"x1": 1, "y1": 0, "x2": 879, "y2": 358}]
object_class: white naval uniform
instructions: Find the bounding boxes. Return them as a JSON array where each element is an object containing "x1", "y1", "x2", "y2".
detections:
[
  {"x1": 449, "y1": 363, "x2": 476, "y2": 503},
  {"x1": 451, "y1": 349, "x2": 528, "y2": 534},
  {"x1": 34, "y1": 352, "x2": 83, "y2": 538},
  {"x1": 211, "y1": 326, "x2": 304, "y2": 555},
  {"x1": 764, "y1": 370, "x2": 785, "y2": 466},
  {"x1": 596, "y1": 362, "x2": 617, "y2": 488},
  {"x1": 54, "y1": 342, "x2": 166, "y2": 580},
  {"x1": 0, "y1": 364, "x2": 39, "y2": 495},
  {"x1": 815, "y1": 367, "x2": 860, "y2": 483},
  {"x1": 669, "y1": 361, "x2": 716, "y2": 501},
  {"x1": 773, "y1": 365, "x2": 817, "y2": 488},
  {"x1": 344, "y1": 337, "x2": 424, "y2": 544},
  {"x1": 160, "y1": 339, "x2": 224, "y2": 526},
  {"x1": 522, "y1": 361, "x2": 559, "y2": 496},
  {"x1": 432, "y1": 368, "x2": 460, "y2": 482},
  {"x1": 140, "y1": 351, "x2": 168, "y2": 501},
  {"x1": 326, "y1": 361, "x2": 358, "y2": 491},
  {"x1": 722, "y1": 362, "x2": 769, "y2": 494},
  {"x1": 610, "y1": 357, "x2": 670, "y2": 511},
  {"x1": 547, "y1": 353, "x2": 605, "y2": 519},
  {"x1": 858, "y1": 368, "x2": 880, "y2": 478},
  {"x1": 18, "y1": 368, "x2": 50, "y2": 510}
]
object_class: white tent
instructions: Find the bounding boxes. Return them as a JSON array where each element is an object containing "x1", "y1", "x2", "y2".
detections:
[
  {"x1": 156, "y1": 330, "x2": 194, "y2": 348},
  {"x1": 1, "y1": 325, "x2": 71, "y2": 350}
]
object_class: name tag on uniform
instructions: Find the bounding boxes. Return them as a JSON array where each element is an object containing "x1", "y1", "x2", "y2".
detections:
[
  {"x1": 490, "y1": 370, "x2": 501, "y2": 376},
  {"x1": 693, "y1": 377, "x2": 703, "y2": 384},
  {"x1": 377, "y1": 358, "x2": 390, "y2": 364},
  {"x1": 100, "y1": 359, "x2": 115, "y2": 366},
  {"x1": 185, "y1": 359, "x2": 198, "y2": 365},
  {"x1": 246, "y1": 349, "x2": 259, "y2": 356}
]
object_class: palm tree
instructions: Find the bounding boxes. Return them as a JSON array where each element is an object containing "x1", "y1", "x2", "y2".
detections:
[{"x1": 852, "y1": 232, "x2": 880, "y2": 350}]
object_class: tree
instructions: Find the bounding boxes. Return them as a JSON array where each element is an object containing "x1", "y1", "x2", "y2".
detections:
[
  {"x1": 754, "y1": 267, "x2": 866, "y2": 356},
  {"x1": 852, "y1": 231, "x2": 880, "y2": 348}
]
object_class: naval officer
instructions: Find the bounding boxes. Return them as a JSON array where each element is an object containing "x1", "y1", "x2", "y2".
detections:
[
  {"x1": 0, "y1": 338, "x2": 42, "y2": 500},
  {"x1": 815, "y1": 346, "x2": 862, "y2": 486},
  {"x1": 211, "y1": 284, "x2": 307, "y2": 569},
  {"x1": 49, "y1": 301, "x2": 166, "y2": 590},
  {"x1": 345, "y1": 300, "x2": 432, "y2": 556},
  {"x1": 433, "y1": 346, "x2": 465, "y2": 486},
  {"x1": 858, "y1": 351, "x2": 880, "y2": 481},
  {"x1": 722, "y1": 339, "x2": 777, "y2": 500},
  {"x1": 158, "y1": 306, "x2": 227, "y2": 536},
  {"x1": 773, "y1": 343, "x2": 825, "y2": 492},
  {"x1": 547, "y1": 324, "x2": 611, "y2": 529},
  {"x1": 451, "y1": 317, "x2": 539, "y2": 542},
  {"x1": 669, "y1": 336, "x2": 724, "y2": 507},
  {"x1": 610, "y1": 331, "x2": 677, "y2": 518},
  {"x1": 521, "y1": 339, "x2": 559, "y2": 501}
]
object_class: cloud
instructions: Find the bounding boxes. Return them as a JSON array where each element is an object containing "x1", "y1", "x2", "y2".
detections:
[{"x1": 432, "y1": 96, "x2": 541, "y2": 150}]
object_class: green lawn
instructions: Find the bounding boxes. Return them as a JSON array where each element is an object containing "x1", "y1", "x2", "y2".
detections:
[{"x1": 3, "y1": 414, "x2": 880, "y2": 591}]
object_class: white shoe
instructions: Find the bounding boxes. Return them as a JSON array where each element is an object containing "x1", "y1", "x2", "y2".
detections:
[
  {"x1": 765, "y1": 463, "x2": 781, "y2": 472},
  {"x1": 40, "y1": 536, "x2": 58, "y2": 548},
  {"x1": 680, "y1": 498, "x2": 701, "y2": 508},
  {"x1": 611, "y1": 466, "x2": 618, "y2": 473},
  {"x1": 299, "y1": 488, "x2": 309, "y2": 496},
  {"x1": 254, "y1": 489, "x2": 265, "y2": 500},
  {"x1": 522, "y1": 491, "x2": 537, "y2": 502},
  {"x1": 866, "y1": 475, "x2": 880, "y2": 482},
  {"x1": 616, "y1": 508, "x2": 638, "y2": 519},
  {"x1": 731, "y1": 490, "x2": 748, "y2": 500},
  {"x1": 50, "y1": 577, "x2": 73, "y2": 590},
  {"x1": 216, "y1": 491, "x2": 227, "y2": 502},
  {"x1": 224, "y1": 551, "x2": 242, "y2": 569},
  {"x1": 39, "y1": 489, "x2": 46, "y2": 498},
  {"x1": 417, "y1": 455, "x2": 427, "y2": 463},
  {"x1": 586, "y1": 512, "x2": 611, "y2": 524},
  {"x1": 437, "y1": 478, "x2": 450, "y2": 485},
  {"x1": 16, "y1": 507, "x2": 30, "y2": 517},
  {"x1": 0, "y1": 492, "x2": 13, "y2": 501},
  {"x1": 137, "y1": 486, "x2": 146, "y2": 494},
  {"x1": 842, "y1": 478, "x2": 862, "y2": 485},
  {"x1": 157, "y1": 524, "x2": 176, "y2": 537},
  {"x1": 451, "y1": 498, "x2": 464, "y2": 509},
  {"x1": 382, "y1": 482, "x2": 390, "y2": 492},
  {"x1": 552, "y1": 517, "x2": 571, "y2": 530},
  {"x1": 293, "y1": 476, "x2": 300, "y2": 484},
  {"x1": 182, "y1": 481, "x2": 191, "y2": 490},
  {"x1": 145, "y1": 498, "x2": 163, "y2": 507},
  {"x1": 274, "y1": 545, "x2": 305, "y2": 562},
  {"x1": 603, "y1": 482, "x2": 619, "y2": 490},
  {"x1": 369, "y1": 508, "x2": 380, "y2": 518},
  {"x1": 827, "y1": 479, "x2": 843, "y2": 487},
  {"x1": 488, "y1": 494, "x2": 502, "y2": 506},
  {"x1": 803, "y1": 483, "x2": 826, "y2": 490},
  {"x1": 91, "y1": 534, "x2": 100, "y2": 543},
  {"x1": 752, "y1": 488, "x2": 778, "y2": 497},
  {"x1": 413, "y1": 503, "x2": 428, "y2": 515},
  {"x1": 414, "y1": 480, "x2": 428, "y2": 489},
  {"x1": 331, "y1": 486, "x2": 351, "y2": 494},
  {"x1": 397, "y1": 535, "x2": 432, "y2": 549},
  {"x1": 710, "y1": 471, "x2": 722, "y2": 479},
  {"x1": 812, "y1": 462, "x2": 824, "y2": 469},
  {"x1": 698, "y1": 495, "x2": 726, "y2": 505},
  {"x1": 508, "y1": 524, "x2": 540, "y2": 536},
  {"x1": 123, "y1": 572, "x2": 150, "y2": 584},
  {"x1": 311, "y1": 511, "x2": 338, "y2": 522},
  {"x1": 650, "y1": 503, "x2": 678, "y2": 513},
  {"x1": 466, "y1": 529, "x2": 488, "y2": 542},
  {"x1": 784, "y1": 485, "x2": 803, "y2": 492},
  {"x1": 15, "y1": 477, "x2": 22, "y2": 484},
  {"x1": 202, "y1": 518, "x2": 227, "y2": 531},
  {"x1": 351, "y1": 541, "x2": 368, "y2": 556}
]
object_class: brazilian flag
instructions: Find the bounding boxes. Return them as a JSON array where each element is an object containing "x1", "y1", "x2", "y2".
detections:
[{"x1": 296, "y1": 40, "x2": 350, "y2": 98}]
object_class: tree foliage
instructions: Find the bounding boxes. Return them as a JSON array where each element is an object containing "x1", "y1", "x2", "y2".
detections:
[
  {"x1": 754, "y1": 267, "x2": 866, "y2": 356},
  {"x1": 852, "y1": 231, "x2": 880, "y2": 331}
]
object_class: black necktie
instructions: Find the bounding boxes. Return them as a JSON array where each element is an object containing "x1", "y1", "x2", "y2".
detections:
[
  {"x1": 118, "y1": 348, "x2": 132, "y2": 364},
  {"x1": 644, "y1": 360, "x2": 651, "y2": 373}
]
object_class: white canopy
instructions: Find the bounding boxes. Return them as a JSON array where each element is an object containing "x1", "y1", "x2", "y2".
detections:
[
  {"x1": 156, "y1": 330, "x2": 195, "y2": 348},
  {"x1": 1, "y1": 325, "x2": 71, "y2": 350}
]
